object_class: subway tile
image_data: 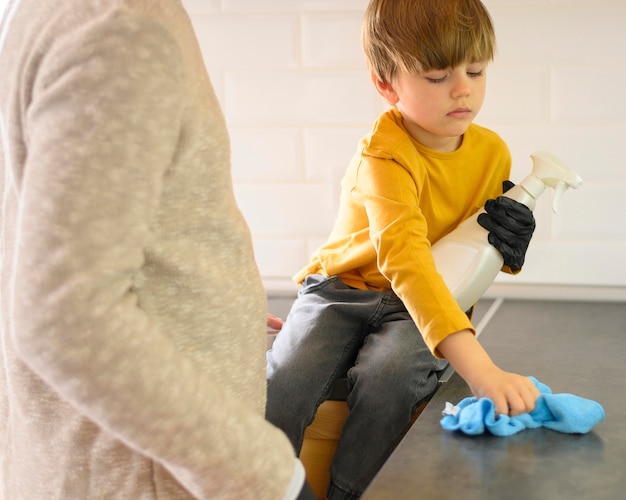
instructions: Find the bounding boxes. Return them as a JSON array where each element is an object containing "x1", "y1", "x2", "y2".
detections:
[
  {"x1": 224, "y1": 70, "x2": 380, "y2": 125},
  {"x1": 182, "y1": 0, "x2": 220, "y2": 14},
  {"x1": 229, "y1": 127, "x2": 304, "y2": 181},
  {"x1": 222, "y1": 0, "x2": 368, "y2": 13},
  {"x1": 483, "y1": 122, "x2": 626, "y2": 188},
  {"x1": 234, "y1": 183, "x2": 336, "y2": 237},
  {"x1": 548, "y1": 0, "x2": 624, "y2": 5},
  {"x1": 551, "y1": 67, "x2": 626, "y2": 124},
  {"x1": 306, "y1": 237, "x2": 330, "y2": 258},
  {"x1": 252, "y1": 237, "x2": 309, "y2": 277},
  {"x1": 480, "y1": 66, "x2": 550, "y2": 125},
  {"x1": 494, "y1": 241, "x2": 626, "y2": 287},
  {"x1": 552, "y1": 182, "x2": 626, "y2": 241},
  {"x1": 190, "y1": 14, "x2": 300, "y2": 70},
  {"x1": 495, "y1": 125, "x2": 626, "y2": 182},
  {"x1": 489, "y1": 5, "x2": 626, "y2": 66},
  {"x1": 484, "y1": 0, "x2": 548, "y2": 5},
  {"x1": 303, "y1": 127, "x2": 367, "y2": 181},
  {"x1": 302, "y1": 13, "x2": 365, "y2": 68}
]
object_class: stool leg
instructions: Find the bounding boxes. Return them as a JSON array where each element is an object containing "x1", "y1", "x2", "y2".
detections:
[{"x1": 300, "y1": 400, "x2": 350, "y2": 500}]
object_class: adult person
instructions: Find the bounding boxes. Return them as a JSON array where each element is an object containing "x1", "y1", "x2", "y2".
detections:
[{"x1": 0, "y1": 0, "x2": 313, "y2": 498}]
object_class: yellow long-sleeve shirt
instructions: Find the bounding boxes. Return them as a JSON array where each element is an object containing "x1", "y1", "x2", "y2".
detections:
[{"x1": 295, "y1": 108, "x2": 511, "y2": 355}]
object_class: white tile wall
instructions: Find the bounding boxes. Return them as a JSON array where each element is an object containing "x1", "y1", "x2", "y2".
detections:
[{"x1": 183, "y1": 0, "x2": 626, "y2": 292}]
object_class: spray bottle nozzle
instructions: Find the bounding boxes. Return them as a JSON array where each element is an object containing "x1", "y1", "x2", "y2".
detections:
[{"x1": 530, "y1": 150, "x2": 583, "y2": 213}]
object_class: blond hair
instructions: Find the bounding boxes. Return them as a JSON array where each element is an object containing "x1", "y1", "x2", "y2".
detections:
[{"x1": 363, "y1": 0, "x2": 496, "y2": 83}]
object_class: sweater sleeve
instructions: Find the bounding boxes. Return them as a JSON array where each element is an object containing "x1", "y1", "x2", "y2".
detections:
[{"x1": 11, "y1": 12, "x2": 294, "y2": 499}]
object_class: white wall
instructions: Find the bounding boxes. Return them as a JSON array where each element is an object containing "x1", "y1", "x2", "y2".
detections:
[{"x1": 183, "y1": 0, "x2": 626, "y2": 298}]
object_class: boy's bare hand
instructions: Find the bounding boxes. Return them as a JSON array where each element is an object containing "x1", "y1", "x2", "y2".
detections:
[
  {"x1": 437, "y1": 329, "x2": 541, "y2": 417},
  {"x1": 467, "y1": 366, "x2": 540, "y2": 417}
]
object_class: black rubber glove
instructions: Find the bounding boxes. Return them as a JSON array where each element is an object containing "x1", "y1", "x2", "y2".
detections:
[{"x1": 477, "y1": 181, "x2": 536, "y2": 272}]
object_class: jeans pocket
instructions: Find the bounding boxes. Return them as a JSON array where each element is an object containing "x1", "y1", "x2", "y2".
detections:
[{"x1": 299, "y1": 274, "x2": 341, "y2": 296}]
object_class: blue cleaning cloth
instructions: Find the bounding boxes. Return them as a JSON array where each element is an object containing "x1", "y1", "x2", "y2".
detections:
[{"x1": 440, "y1": 376, "x2": 605, "y2": 436}]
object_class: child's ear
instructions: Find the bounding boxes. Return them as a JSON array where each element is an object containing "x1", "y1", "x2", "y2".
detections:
[{"x1": 370, "y1": 72, "x2": 399, "y2": 105}]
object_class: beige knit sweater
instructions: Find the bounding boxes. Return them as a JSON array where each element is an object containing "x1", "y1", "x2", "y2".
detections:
[{"x1": 0, "y1": 0, "x2": 296, "y2": 498}]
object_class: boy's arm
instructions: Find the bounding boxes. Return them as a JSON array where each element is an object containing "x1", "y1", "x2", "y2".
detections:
[{"x1": 437, "y1": 330, "x2": 540, "y2": 417}]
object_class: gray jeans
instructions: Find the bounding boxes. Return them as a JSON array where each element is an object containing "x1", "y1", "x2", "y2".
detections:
[{"x1": 266, "y1": 275, "x2": 448, "y2": 499}]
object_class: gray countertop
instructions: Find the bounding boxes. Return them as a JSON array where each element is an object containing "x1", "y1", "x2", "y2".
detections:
[{"x1": 362, "y1": 300, "x2": 626, "y2": 500}]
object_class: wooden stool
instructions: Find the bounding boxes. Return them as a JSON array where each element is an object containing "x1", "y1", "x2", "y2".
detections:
[{"x1": 300, "y1": 399, "x2": 350, "y2": 500}]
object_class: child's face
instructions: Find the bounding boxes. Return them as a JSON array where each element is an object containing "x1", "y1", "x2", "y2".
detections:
[{"x1": 374, "y1": 61, "x2": 488, "y2": 152}]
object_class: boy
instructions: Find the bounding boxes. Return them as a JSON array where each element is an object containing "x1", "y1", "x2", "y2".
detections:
[{"x1": 266, "y1": 0, "x2": 539, "y2": 498}]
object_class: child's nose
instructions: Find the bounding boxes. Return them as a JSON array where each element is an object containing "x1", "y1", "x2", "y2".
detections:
[{"x1": 451, "y1": 76, "x2": 471, "y2": 98}]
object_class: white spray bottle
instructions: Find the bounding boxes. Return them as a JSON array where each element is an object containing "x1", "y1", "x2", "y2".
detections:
[{"x1": 431, "y1": 150, "x2": 583, "y2": 312}]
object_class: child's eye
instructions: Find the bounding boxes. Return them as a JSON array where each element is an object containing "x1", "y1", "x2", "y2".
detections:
[
  {"x1": 468, "y1": 70, "x2": 484, "y2": 78},
  {"x1": 424, "y1": 72, "x2": 449, "y2": 84},
  {"x1": 426, "y1": 76, "x2": 447, "y2": 83}
]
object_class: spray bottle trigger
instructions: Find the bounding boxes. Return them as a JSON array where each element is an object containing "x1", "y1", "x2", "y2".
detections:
[{"x1": 552, "y1": 182, "x2": 568, "y2": 213}]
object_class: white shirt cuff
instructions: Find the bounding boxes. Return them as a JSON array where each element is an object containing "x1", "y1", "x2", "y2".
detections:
[{"x1": 282, "y1": 458, "x2": 306, "y2": 500}]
